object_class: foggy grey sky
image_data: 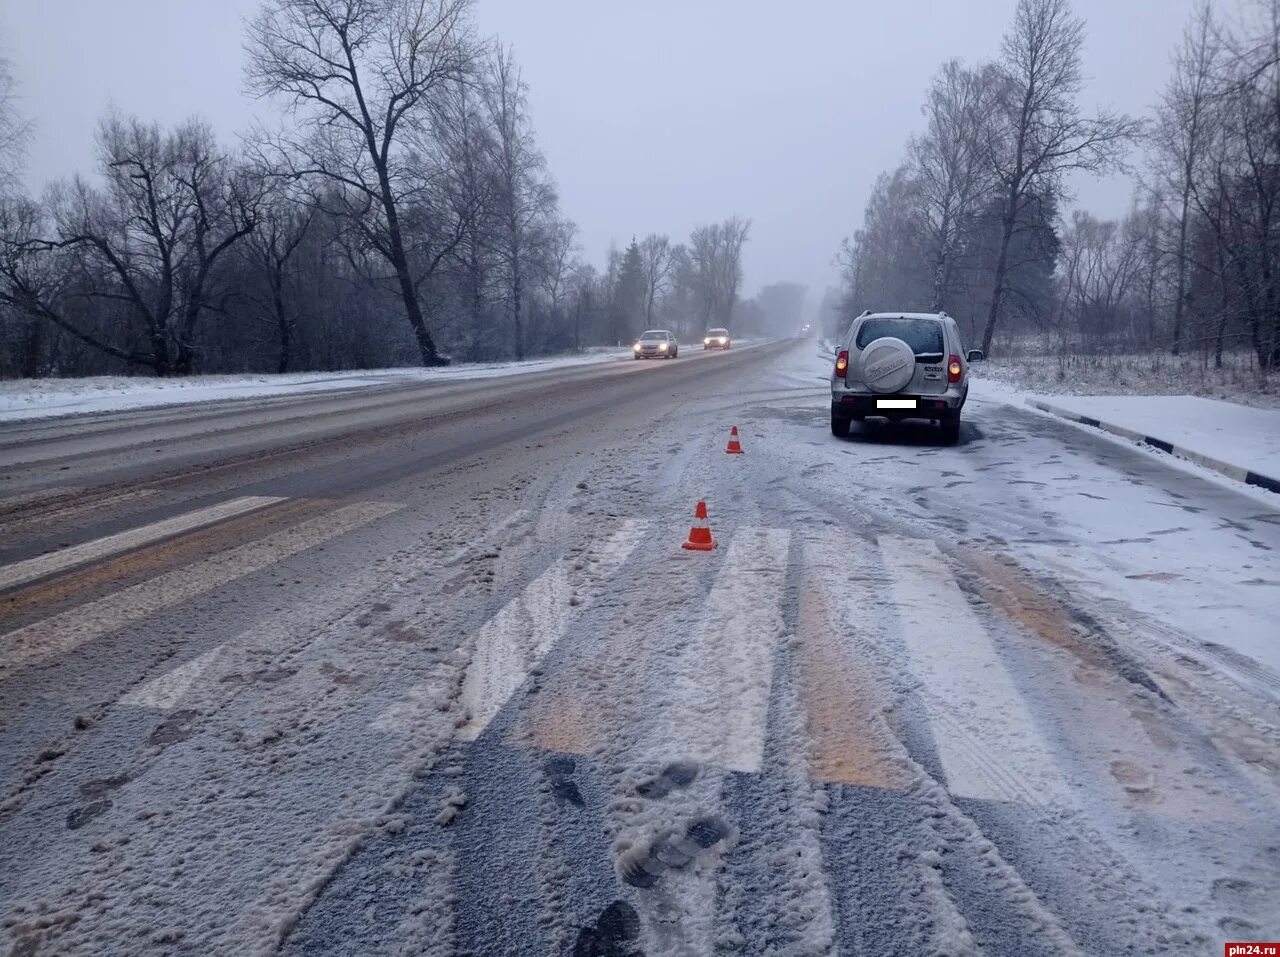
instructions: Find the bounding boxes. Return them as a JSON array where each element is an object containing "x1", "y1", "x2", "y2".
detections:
[{"x1": 3, "y1": 0, "x2": 1219, "y2": 306}]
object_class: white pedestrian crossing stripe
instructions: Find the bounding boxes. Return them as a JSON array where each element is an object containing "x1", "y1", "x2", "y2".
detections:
[
  {"x1": 879, "y1": 535, "x2": 1075, "y2": 807},
  {"x1": 641, "y1": 526, "x2": 792, "y2": 773},
  {"x1": 376, "y1": 519, "x2": 649, "y2": 739},
  {"x1": 0, "y1": 495, "x2": 285, "y2": 591},
  {"x1": 0, "y1": 501, "x2": 401, "y2": 672}
]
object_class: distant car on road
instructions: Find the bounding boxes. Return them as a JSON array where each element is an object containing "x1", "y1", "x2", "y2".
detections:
[
  {"x1": 703, "y1": 328, "x2": 731, "y2": 350},
  {"x1": 633, "y1": 330, "x2": 679, "y2": 359},
  {"x1": 830, "y1": 311, "x2": 984, "y2": 444}
]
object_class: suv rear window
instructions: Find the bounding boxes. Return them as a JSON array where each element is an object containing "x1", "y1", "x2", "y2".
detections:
[{"x1": 855, "y1": 318, "x2": 944, "y2": 357}]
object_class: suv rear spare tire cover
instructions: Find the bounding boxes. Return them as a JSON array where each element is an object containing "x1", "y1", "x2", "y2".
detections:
[{"x1": 859, "y1": 336, "x2": 915, "y2": 394}]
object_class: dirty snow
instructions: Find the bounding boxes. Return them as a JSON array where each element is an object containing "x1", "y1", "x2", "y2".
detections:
[
  {"x1": 3, "y1": 339, "x2": 1278, "y2": 954},
  {"x1": 0, "y1": 349, "x2": 630, "y2": 423}
]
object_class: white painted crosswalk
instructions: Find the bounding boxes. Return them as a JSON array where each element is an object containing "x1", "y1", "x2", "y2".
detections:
[
  {"x1": 0, "y1": 495, "x2": 285, "y2": 591},
  {"x1": 643, "y1": 526, "x2": 792, "y2": 773},
  {"x1": 455, "y1": 519, "x2": 648, "y2": 739},
  {"x1": 879, "y1": 535, "x2": 1075, "y2": 807},
  {"x1": 6, "y1": 489, "x2": 1081, "y2": 815},
  {"x1": 372, "y1": 519, "x2": 649, "y2": 739},
  {"x1": 1, "y1": 501, "x2": 401, "y2": 672}
]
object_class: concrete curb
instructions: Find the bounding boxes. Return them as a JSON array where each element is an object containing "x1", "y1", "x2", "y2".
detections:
[{"x1": 1025, "y1": 398, "x2": 1280, "y2": 496}]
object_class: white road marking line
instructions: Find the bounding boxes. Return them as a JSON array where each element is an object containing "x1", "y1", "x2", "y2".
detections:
[
  {"x1": 878, "y1": 535, "x2": 1075, "y2": 807},
  {"x1": 456, "y1": 519, "x2": 647, "y2": 740},
  {"x1": 119, "y1": 644, "x2": 226, "y2": 709},
  {"x1": 378, "y1": 519, "x2": 648, "y2": 739},
  {"x1": 0, "y1": 495, "x2": 285, "y2": 591},
  {"x1": 796, "y1": 527, "x2": 913, "y2": 790},
  {"x1": 0, "y1": 501, "x2": 401, "y2": 672},
  {"x1": 649, "y1": 526, "x2": 792, "y2": 773},
  {"x1": 126, "y1": 506, "x2": 537, "y2": 716},
  {"x1": 601, "y1": 528, "x2": 791, "y2": 957}
]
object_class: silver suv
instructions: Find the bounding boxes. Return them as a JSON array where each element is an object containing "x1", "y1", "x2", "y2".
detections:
[{"x1": 830, "y1": 311, "x2": 983, "y2": 443}]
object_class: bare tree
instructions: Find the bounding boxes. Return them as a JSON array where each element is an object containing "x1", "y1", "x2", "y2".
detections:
[
  {"x1": 12, "y1": 117, "x2": 259, "y2": 375},
  {"x1": 483, "y1": 45, "x2": 556, "y2": 360},
  {"x1": 0, "y1": 197, "x2": 65, "y2": 375},
  {"x1": 1153, "y1": 2, "x2": 1220, "y2": 355},
  {"x1": 909, "y1": 60, "x2": 1000, "y2": 311},
  {"x1": 717, "y1": 216, "x2": 752, "y2": 326},
  {"x1": 638, "y1": 233, "x2": 672, "y2": 324},
  {"x1": 690, "y1": 217, "x2": 752, "y2": 329},
  {"x1": 539, "y1": 217, "x2": 577, "y2": 311},
  {"x1": 568, "y1": 260, "x2": 597, "y2": 353},
  {"x1": 979, "y1": 0, "x2": 1138, "y2": 355},
  {"x1": 0, "y1": 55, "x2": 32, "y2": 197},
  {"x1": 246, "y1": 0, "x2": 475, "y2": 366},
  {"x1": 689, "y1": 224, "x2": 719, "y2": 329},
  {"x1": 435, "y1": 73, "x2": 498, "y2": 354},
  {"x1": 244, "y1": 178, "x2": 315, "y2": 372}
]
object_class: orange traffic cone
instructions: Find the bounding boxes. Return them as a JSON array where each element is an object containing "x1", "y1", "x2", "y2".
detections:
[
  {"x1": 681, "y1": 500, "x2": 717, "y2": 551},
  {"x1": 725, "y1": 425, "x2": 744, "y2": 454}
]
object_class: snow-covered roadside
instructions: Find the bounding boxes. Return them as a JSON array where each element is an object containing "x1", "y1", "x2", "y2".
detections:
[
  {"x1": 970, "y1": 373, "x2": 1280, "y2": 499},
  {"x1": 977, "y1": 350, "x2": 1279, "y2": 409},
  {"x1": 0, "y1": 349, "x2": 631, "y2": 424}
]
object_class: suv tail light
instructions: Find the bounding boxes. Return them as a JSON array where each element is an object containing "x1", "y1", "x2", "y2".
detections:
[
  {"x1": 947, "y1": 355, "x2": 962, "y2": 383},
  {"x1": 835, "y1": 350, "x2": 849, "y2": 378}
]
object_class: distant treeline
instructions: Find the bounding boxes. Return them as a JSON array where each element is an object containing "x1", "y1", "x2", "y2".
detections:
[
  {"x1": 0, "y1": 1, "x2": 788, "y2": 378},
  {"x1": 836, "y1": 0, "x2": 1280, "y2": 371}
]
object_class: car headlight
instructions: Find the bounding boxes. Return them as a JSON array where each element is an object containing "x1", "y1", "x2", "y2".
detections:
[
  {"x1": 659, "y1": 342, "x2": 668, "y2": 351},
  {"x1": 633, "y1": 343, "x2": 641, "y2": 351}
]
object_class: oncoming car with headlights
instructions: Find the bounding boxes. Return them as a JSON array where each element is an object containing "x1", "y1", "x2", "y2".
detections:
[
  {"x1": 703, "y1": 328, "x2": 731, "y2": 350},
  {"x1": 633, "y1": 330, "x2": 679, "y2": 359}
]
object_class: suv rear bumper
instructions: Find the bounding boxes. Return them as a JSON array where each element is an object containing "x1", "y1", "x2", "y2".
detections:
[{"x1": 831, "y1": 389, "x2": 966, "y2": 419}]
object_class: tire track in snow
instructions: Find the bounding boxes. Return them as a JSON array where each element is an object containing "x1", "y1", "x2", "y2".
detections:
[
  {"x1": 358, "y1": 519, "x2": 650, "y2": 954},
  {"x1": 798, "y1": 525, "x2": 977, "y2": 955},
  {"x1": 598, "y1": 527, "x2": 792, "y2": 956},
  {"x1": 878, "y1": 535, "x2": 1076, "y2": 808}
]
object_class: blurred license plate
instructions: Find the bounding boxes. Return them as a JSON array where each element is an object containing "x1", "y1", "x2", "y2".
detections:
[{"x1": 877, "y1": 398, "x2": 918, "y2": 409}]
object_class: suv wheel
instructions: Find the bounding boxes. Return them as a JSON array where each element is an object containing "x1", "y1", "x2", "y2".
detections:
[
  {"x1": 830, "y1": 413, "x2": 850, "y2": 437},
  {"x1": 940, "y1": 414, "x2": 961, "y2": 445}
]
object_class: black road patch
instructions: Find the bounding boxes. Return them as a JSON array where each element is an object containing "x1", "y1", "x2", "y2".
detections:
[
  {"x1": 66, "y1": 798, "x2": 111, "y2": 830},
  {"x1": 147, "y1": 709, "x2": 199, "y2": 747},
  {"x1": 546, "y1": 755, "x2": 586, "y2": 807},
  {"x1": 573, "y1": 900, "x2": 644, "y2": 957}
]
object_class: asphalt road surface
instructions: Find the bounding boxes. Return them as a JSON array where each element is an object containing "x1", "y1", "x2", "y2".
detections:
[{"x1": 2, "y1": 341, "x2": 1278, "y2": 956}]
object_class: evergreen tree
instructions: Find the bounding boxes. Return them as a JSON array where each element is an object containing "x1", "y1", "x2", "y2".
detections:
[{"x1": 614, "y1": 239, "x2": 647, "y2": 342}]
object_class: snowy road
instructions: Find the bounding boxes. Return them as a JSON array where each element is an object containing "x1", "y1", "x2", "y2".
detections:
[{"x1": 1, "y1": 341, "x2": 1277, "y2": 956}]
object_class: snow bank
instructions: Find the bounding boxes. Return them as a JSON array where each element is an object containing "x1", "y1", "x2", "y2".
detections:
[
  {"x1": 1023, "y1": 394, "x2": 1280, "y2": 491},
  {"x1": 0, "y1": 350, "x2": 629, "y2": 424}
]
